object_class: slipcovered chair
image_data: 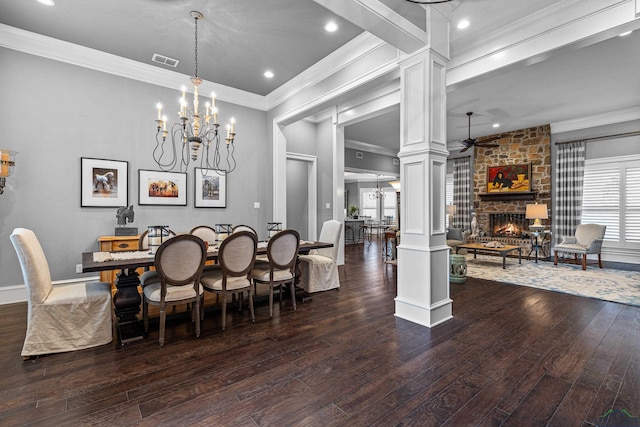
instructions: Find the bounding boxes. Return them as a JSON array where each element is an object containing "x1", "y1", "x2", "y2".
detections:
[
  {"x1": 298, "y1": 220, "x2": 342, "y2": 293},
  {"x1": 200, "y1": 231, "x2": 258, "y2": 330},
  {"x1": 142, "y1": 234, "x2": 206, "y2": 347},
  {"x1": 10, "y1": 228, "x2": 113, "y2": 358},
  {"x1": 252, "y1": 229, "x2": 300, "y2": 318},
  {"x1": 553, "y1": 224, "x2": 606, "y2": 270}
]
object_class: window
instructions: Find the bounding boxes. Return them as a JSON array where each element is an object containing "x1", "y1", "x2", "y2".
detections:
[
  {"x1": 581, "y1": 155, "x2": 640, "y2": 247},
  {"x1": 360, "y1": 187, "x2": 396, "y2": 222},
  {"x1": 445, "y1": 173, "x2": 454, "y2": 228}
]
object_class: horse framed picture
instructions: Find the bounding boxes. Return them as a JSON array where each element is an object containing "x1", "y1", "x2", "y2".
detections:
[
  {"x1": 81, "y1": 157, "x2": 129, "y2": 207},
  {"x1": 138, "y1": 169, "x2": 187, "y2": 206}
]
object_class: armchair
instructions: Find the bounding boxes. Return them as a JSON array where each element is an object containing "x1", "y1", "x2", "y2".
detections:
[{"x1": 553, "y1": 224, "x2": 606, "y2": 270}]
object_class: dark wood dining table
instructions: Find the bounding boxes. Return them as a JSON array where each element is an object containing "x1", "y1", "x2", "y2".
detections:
[{"x1": 82, "y1": 240, "x2": 332, "y2": 344}]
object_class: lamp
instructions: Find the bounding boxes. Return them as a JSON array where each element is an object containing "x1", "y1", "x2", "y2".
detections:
[
  {"x1": 0, "y1": 148, "x2": 17, "y2": 195},
  {"x1": 526, "y1": 203, "x2": 548, "y2": 231},
  {"x1": 446, "y1": 204, "x2": 457, "y2": 227},
  {"x1": 153, "y1": 11, "x2": 237, "y2": 175}
]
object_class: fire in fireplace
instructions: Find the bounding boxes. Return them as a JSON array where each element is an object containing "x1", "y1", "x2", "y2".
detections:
[{"x1": 489, "y1": 213, "x2": 526, "y2": 237}]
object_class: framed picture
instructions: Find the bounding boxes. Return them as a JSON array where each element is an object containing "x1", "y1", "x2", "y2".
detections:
[
  {"x1": 138, "y1": 169, "x2": 187, "y2": 206},
  {"x1": 81, "y1": 157, "x2": 128, "y2": 207},
  {"x1": 486, "y1": 163, "x2": 532, "y2": 193},
  {"x1": 194, "y1": 168, "x2": 227, "y2": 208}
]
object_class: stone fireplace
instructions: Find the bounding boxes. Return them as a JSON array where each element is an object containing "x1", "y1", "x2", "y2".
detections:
[
  {"x1": 467, "y1": 124, "x2": 552, "y2": 256},
  {"x1": 489, "y1": 213, "x2": 527, "y2": 237}
]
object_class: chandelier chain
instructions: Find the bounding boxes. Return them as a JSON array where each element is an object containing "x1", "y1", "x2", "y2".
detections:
[{"x1": 194, "y1": 15, "x2": 198, "y2": 78}]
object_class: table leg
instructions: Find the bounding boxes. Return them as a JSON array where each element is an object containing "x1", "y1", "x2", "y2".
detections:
[
  {"x1": 112, "y1": 269, "x2": 143, "y2": 345},
  {"x1": 502, "y1": 252, "x2": 506, "y2": 269},
  {"x1": 518, "y1": 247, "x2": 522, "y2": 264}
]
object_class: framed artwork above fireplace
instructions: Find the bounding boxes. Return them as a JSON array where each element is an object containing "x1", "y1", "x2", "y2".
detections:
[{"x1": 486, "y1": 163, "x2": 532, "y2": 193}]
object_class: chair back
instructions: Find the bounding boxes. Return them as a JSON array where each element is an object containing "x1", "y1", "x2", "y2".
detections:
[
  {"x1": 9, "y1": 228, "x2": 52, "y2": 304},
  {"x1": 232, "y1": 225, "x2": 257, "y2": 235},
  {"x1": 189, "y1": 225, "x2": 217, "y2": 245},
  {"x1": 267, "y1": 229, "x2": 300, "y2": 271},
  {"x1": 575, "y1": 224, "x2": 607, "y2": 250},
  {"x1": 316, "y1": 220, "x2": 342, "y2": 260},
  {"x1": 218, "y1": 231, "x2": 258, "y2": 277},
  {"x1": 154, "y1": 234, "x2": 207, "y2": 287},
  {"x1": 139, "y1": 228, "x2": 176, "y2": 250}
]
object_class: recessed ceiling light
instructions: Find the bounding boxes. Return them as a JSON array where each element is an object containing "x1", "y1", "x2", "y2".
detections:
[
  {"x1": 457, "y1": 19, "x2": 469, "y2": 30},
  {"x1": 37, "y1": 0, "x2": 55, "y2": 5},
  {"x1": 492, "y1": 123, "x2": 500, "y2": 128},
  {"x1": 263, "y1": 70, "x2": 274, "y2": 78},
  {"x1": 324, "y1": 21, "x2": 338, "y2": 32},
  {"x1": 619, "y1": 30, "x2": 632, "y2": 37}
]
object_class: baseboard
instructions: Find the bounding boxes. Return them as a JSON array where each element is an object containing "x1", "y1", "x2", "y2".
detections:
[{"x1": 0, "y1": 276, "x2": 101, "y2": 305}]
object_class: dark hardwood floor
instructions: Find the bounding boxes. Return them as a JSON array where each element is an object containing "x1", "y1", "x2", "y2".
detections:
[{"x1": 1, "y1": 241, "x2": 639, "y2": 426}]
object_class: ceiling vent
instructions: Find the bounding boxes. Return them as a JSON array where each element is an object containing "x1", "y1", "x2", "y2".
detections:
[
  {"x1": 152, "y1": 53, "x2": 179, "y2": 68},
  {"x1": 355, "y1": 151, "x2": 364, "y2": 159}
]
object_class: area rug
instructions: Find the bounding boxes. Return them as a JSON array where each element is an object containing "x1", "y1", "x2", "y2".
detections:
[{"x1": 463, "y1": 254, "x2": 640, "y2": 307}]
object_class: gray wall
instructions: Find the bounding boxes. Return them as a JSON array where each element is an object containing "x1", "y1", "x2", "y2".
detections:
[
  {"x1": 0, "y1": 47, "x2": 268, "y2": 287},
  {"x1": 345, "y1": 148, "x2": 399, "y2": 174}
]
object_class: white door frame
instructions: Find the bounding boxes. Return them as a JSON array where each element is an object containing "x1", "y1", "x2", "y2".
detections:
[{"x1": 286, "y1": 152, "x2": 318, "y2": 240}]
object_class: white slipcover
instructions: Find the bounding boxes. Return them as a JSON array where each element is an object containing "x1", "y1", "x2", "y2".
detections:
[
  {"x1": 299, "y1": 220, "x2": 342, "y2": 293},
  {"x1": 10, "y1": 228, "x2": 113, "y2": 357}
]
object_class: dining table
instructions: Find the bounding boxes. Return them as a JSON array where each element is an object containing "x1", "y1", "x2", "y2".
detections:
[{"x1": 82, "y1": 240, "x2": 333, "y2": 344}]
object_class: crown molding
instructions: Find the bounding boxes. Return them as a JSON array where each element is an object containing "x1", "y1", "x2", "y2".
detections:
[
  {"x1": 0, "y1": 24, "x2": 266, "y2": 111},
  {"x1": 551, "y1": 106, "x2": 640, "y2": 133}
]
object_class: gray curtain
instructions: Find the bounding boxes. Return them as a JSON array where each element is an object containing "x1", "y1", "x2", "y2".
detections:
[
  {"x1": 554, "y1": 141, "x2": 585, "y2": 244},
  {"x1": 453, "y1": 157, "x2": 471, "y2": 231}
]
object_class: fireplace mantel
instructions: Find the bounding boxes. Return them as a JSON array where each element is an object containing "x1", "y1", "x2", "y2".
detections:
[{"x1": 479, "y1": 192, "x2": 537, "y2": 201}]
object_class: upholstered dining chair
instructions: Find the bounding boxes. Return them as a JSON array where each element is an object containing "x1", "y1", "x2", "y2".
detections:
[
  {"x1": 553, "y1": 223, "x2": 607, "y2": 270},
  {"x1": 298, "y1": 220, "x2": 342, "y2": 293},
  {"x1": 142, "y1": 234, "x2": 206, "y2": 347},
  {"x1": 252, "y1": 229, "x2": 300, "y2": 318},
  {"x1": 232, "y1": 224, "x2": 258, "y2": 235},
  {"x1": 200, "y1": 230, "x2": 258, "y2": 330},
  {"x1": 189, "y1": 225, "x2": 217, "y2": 245},
  {"x1": 10, "y1": 228, "x2": 113, "y2": 358},
  {"x1": 138, "y1": 228, "x2": 177, "y2": 289}
]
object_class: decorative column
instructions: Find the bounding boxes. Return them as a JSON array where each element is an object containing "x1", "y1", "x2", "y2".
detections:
[{"x1": 395, "y1": 7, "x2": 452, "y2": 327}]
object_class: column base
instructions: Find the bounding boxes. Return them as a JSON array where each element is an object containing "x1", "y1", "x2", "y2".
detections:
[{"x1": 394, "y1": 296, "x2": 452, "y2": 328}]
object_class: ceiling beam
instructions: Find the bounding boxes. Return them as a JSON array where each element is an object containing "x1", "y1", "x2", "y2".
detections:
[{"x1": 313, "y1": 0, "x2": 427, "y2": 54}]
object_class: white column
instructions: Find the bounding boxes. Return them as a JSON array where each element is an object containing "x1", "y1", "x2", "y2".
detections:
[{"x1": 395, "y1": 7, "x2": 452, "y2": 327}]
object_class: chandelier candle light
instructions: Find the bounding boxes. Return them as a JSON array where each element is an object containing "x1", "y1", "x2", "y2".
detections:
[{"x1": 154, "y1": 11, "x2": 237, "y2": 175}]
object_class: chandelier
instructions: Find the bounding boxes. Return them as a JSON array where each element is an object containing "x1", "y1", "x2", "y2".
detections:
[
  {"x1": 154, "y1": 11, "x2": 237, "y2": 175},
  {"x1": 369, "y1": 175, "x2": 386, "y2": 200}
]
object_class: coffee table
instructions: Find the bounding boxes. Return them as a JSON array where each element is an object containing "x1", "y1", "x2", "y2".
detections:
[{"x1": 455, "y1": 243, "x2": 522, "y2": 269}]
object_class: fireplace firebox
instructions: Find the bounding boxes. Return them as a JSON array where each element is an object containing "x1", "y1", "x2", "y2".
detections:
[{"x1": 489, "y1": 213, "x2": 526, "y2": 237}]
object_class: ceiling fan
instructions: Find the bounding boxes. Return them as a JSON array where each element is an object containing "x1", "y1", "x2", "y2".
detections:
[{"x1": 459, "y1": 112, "x2": 500, "y2": 153}]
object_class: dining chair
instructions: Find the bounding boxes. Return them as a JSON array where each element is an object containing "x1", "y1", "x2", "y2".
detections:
[
  {"x1": 298, "y1": 220, "x2": 342, "y2": 293},
  {"x1": 252, "y1": 229, "x2": 300, "y2": 318},
  {"x1": 10, "y1": 228, "x2": 113, "y2": 358},
  {"x1": 200, "y1": 230, "x2": 258, "y2": 330},
  {"x1": 232, "y1": 224, "x2": 257, "y2": 235},
  {"x1": 142, "y1": 234, "x2": 206, "y2": 347},
  {"x1": 138, "y1": 228, "x2": 177, "y2": 289},
  {"x1": 189, "y1": 225, "x2": 217, "y2": 245}
]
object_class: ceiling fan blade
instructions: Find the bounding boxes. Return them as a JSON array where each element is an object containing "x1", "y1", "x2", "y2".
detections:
[
  {"x1": 475, "y1": 143, "x2": 499, "y2": 148},
  {"x1": 459, "y1": 145, "x2": 471, "y2": 153}
]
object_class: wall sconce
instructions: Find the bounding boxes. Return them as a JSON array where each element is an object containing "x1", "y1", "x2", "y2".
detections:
[
  {"x1": 0, "y1": 149, "x2": 17, "y2": 195},
  {"x1": 525, "y1": 202, "x2": 548, "y2": 231}
]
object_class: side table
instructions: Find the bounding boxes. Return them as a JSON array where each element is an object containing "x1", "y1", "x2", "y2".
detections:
[
  {"x1": 524, "y1": 230, "x2": 551, "y2": 262},
  {"x1": 449, "y1": 254, "x2": 467, "y2": 283}
]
